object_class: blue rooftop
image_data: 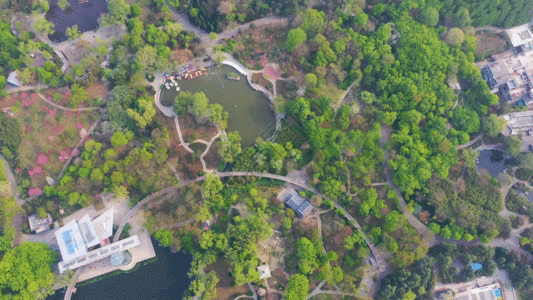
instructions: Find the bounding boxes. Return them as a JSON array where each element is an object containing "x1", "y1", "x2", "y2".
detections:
[{"x1": 61, "y1": 230, "x2": 76, "y2": 255}]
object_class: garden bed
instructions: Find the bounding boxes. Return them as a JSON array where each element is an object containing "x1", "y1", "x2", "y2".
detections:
[{"x1": 2, "y1": 91, "x2": 99, "y2": 195}]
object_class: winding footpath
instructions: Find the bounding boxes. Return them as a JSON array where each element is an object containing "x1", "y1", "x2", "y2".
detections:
[
  {"x1": 36, "y1": 92, "x2": 101, "y2": 112},
  {"x1": 61, "y1": 171, "x2": 387, "y2": 300},
  {"x1": 380, "y1": 125, "x2": 437, "y2": 245}
]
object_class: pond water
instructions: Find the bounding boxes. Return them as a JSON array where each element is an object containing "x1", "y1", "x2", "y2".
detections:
[
  {"x1": 476, "y1": 149, "x2": 506, "y2": 178},
  {"x1": 159, "y1": 65, "x2": 276, "y2": 147},
  {"x1": 47, "y1": 240, "x2": 193, "y2": 300},
  {"x1": 45, "y1": 0, "x2": 108, "y2": 43}
]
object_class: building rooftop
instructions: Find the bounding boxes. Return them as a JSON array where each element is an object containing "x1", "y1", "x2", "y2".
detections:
[
  {"x1": 7, "y1": 71, "x2": 20, "y2": 87},
  {"x1": 28, "y1": 214, "x2": 52, "y2": 233},
  {"x1": 507, "y1": 24, "x2": 533, "y2": 48},
  {"x1": 91, "y1": 208, "x2": 114, "y2": 242},
  {"x1": 58, "y1": 235, "x2": 141, "y2": 273},
  {"x1": 55, "y1": 219, "x2": 88, "y2": 263},
  {"x1": 78, "y1": 214, "x2": 99, "y2": 248},
  {"x1": 257, "y1": 264, "x2": 271, "y2": 279},
  {"x1": 285, "y1": 189, "x2": 313, "y2": 218}
]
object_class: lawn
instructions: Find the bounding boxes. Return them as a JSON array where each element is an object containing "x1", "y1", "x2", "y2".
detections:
[{"x1": 2, "y1": 90, "x2": 99, "y2": 196}]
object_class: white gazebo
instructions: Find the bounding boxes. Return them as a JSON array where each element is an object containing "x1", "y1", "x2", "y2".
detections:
[{"x1": 257, "y1": 264, "x2": 271, "y2": 279}]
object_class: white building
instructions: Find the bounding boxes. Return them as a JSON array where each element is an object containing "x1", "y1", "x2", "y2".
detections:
[{"x1": 54, "y1": 208, "x2": 117, "y2": 272}]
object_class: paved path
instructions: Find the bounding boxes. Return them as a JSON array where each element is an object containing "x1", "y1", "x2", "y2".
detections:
[
  {"x1": 380, "y1": 125, "x2": 437, "y2": 245},
  {"x1": 474, "y1": 26, "x2": 506, "y2": 33},
  {"x1": 456, "y1": 134, "x2": 483, "y2": 150},
  {"x1": 36, "y1": 92, "x2": 100, "y2": 112},
  {"x1": 0, "y1": 154, "x2": 23, "y2": 206},
  {"x1": 63, "y1": 266, "x2": 85, "y2": 300},
  {"x1": 5, "y1": 84, "x2": 49, "y2": 94}
]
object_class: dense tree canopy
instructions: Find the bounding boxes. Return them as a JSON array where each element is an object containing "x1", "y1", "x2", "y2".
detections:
[{"x1": 0, "y1": 242, "x2": 57, "y2": 299}]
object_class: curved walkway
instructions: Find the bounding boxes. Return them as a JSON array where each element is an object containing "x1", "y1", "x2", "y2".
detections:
[
  {"x1": 36, "y1": 92, "x2": 100, "y2": 112},
  {"x1": 380, "y1": 125, "x2": 437, "y2": 245},
  {"x1": 5, "y1": 84, "x2": 49, "y2": 94},
  {"x1": 456, "y1": 134, "x2": 483, "y2": 150},
  {"x1": 0, "y1": 154, "x2": 23, "y2": 206}
]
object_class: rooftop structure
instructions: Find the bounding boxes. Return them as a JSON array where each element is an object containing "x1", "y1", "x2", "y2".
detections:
[
  {"x1": 55, "y1": 219, "x2": 88, "y2": 263},
  {"x1": 91, "y1": 208, "x2": 114, "y2": 242},
  {"x1": 506, "y1": 24, "x2": 533, "y2": 49},
  {"x1": 28, "y1": 214, "x2": 53, "y2": 233},
  {"x1": 54, "y1": 208, "x2": 116, "y2": 269},
  {"x1": 503, "y1": 111, "x2": 533, "y2": 134},
  {"x1": 7, "y1": 71, "x2": 20, "y2": 87},
  {"x1": 257, "y1": 264, "x2": 271, "y2": 279},
  {"x1": 471, "y1": 284, "x2": 503, "y2": 300},
  {"x1": 58, "y1": 235, "x2": 141, "y2": 273},
  {"x1": 285, "y1": 190, "x2": 313, "y2": 218},
  {"x1": 479, "y1": 24, "x2": 533, "y2": 104},
  {"x1": 480, "y1": 52, "x2": 533, "y2": 103}
]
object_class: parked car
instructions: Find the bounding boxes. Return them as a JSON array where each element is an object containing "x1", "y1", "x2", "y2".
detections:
[
  {"x1": 528, "y1": 130, "x2": 531, "y2": 136},
  {"x1": 529, "y1": 144, "x2": 533, "y2": 151}
]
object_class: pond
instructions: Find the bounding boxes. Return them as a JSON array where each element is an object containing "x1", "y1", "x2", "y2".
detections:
[
  {"x1": 476, "y1": 149, "x2": 506, "y2": 178},
  {"x1": 159, "y1": 65, "x2": 276, "y2": 147},
  {"x1": 45, "y1": 0, "x2": 108, "y2": 43},
  {"x1": 47, "y1": 240, "x2": 193, "y2": 300}
]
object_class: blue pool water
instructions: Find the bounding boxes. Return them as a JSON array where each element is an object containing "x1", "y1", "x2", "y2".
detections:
[{"x1": 493, "y1": 289, "x2": 502, "y2": 297}]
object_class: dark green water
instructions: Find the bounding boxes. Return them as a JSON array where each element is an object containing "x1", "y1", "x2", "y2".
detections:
[
  {"x1": 47, "y1": 240, "x2": 193, "y2": 300},
  {"x1": 159, "y1": 65, "x2": 276, "y2": 146}
]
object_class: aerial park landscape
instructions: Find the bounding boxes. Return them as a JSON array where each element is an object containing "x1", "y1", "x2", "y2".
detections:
[{"x1": 3, "y1": 0, "x2": 533, "y2": 299}]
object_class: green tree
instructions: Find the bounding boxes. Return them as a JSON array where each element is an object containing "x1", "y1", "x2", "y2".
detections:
[
  {"x1": 37, "y1": 207, "x2": 47, "y2": 218},
  {"x1": 285, "y1": 274, "x2": 309, "y2": 300},
  {"x1": 301, "y1": 9, "x2": 325, "y2": 37},
  {"x1": 297, "y1": 237, "x2": 318, "y2": 274},
  {"x1": 154, "y1": 229, "x2": 173, "y2": 246},
  {"x1": 190, "y1": 92, "x2": 210, "y2": 118},
  {"x1": 453, "y1": 8, "x2": 471, "y2": 28},
  {"x1": 111, "y1": 131, "x2": 131, "y2": 147},
  {"x1": 134, "y1": 45, "x2": 157, "y2": 70},
  {"x1": 462, "y1": 148, "x2": 479, "y2": 169},
  {"x1": 0, "y1": 113, "x2": 22, "y2": 152},
  {"x1": 304, "y1": 73, "x2": 317, "y2": 88},
  {"x1": 105, "y1": 0, "x2": 130, "y2": 24},
  {"x1": 0, "y1": 242, "x2": 57, "y2": 298},
  {"x1": 218, "y1": 132, "x2": 242, "y2": 163},
  {"x1": 420, "y1": 7, "x2": 439, "y2": 27},
  {"x1": 445, "y1": 28, "x2": 466, "y2": 45},
  {"x1": 482, "y1": 114, "x2": 506, "y2": 137},
  {"x1": 34, "y1": 16, "x2": 55, "y2": 35},
  {"x1": 209, "y1": 32, "x2": 218, "y2": 41},
  {"x1": 451, "y1": 106, "x2": 480, "y2": 133},
  {"x1": 286, "y1": 27, "x2": 307, "y2": 51},
  {"x1": 90, "y1": 168, "x2": 104, "y2": 184},
  {"x1": 504, "y1": 135, "x2": 522, "y2": 156},
  {"x1": 66, "y1": 25, "x2": 81, "y2": 40}
]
